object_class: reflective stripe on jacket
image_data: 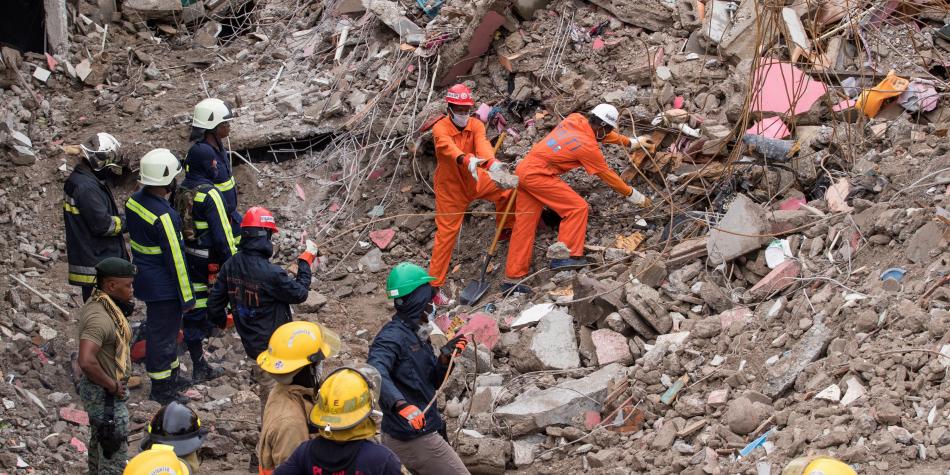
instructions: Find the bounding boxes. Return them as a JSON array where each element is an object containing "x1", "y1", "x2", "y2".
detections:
[
  {"x1": 126, "y1": 189, "x2": 194, "y2": 307},
  {"x1": 63, "y1": 164, "x2": 128, "y2": 286}
]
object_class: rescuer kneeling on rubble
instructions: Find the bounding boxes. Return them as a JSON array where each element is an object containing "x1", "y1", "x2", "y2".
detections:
[
  {"x1": 77, "y1": 257, "x2": 136, "y2": 475},
  {"x1": 367, "y1": 262, "x2": 471, "y2": 475}
]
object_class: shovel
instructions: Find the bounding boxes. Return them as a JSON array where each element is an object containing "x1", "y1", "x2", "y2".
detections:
[{"x1": 460, "y1": 188, "x2": 518, "y2": 306}]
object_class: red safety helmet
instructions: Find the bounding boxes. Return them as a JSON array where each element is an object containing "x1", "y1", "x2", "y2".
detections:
[
  {"x1": 445, "y1": 84, "x2": 474, "y2": 106},
  {"x1": 241, "y1": 206, "x2": 278, "y2": 232}
]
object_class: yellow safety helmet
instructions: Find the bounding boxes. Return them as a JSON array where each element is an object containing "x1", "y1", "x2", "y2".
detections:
[
  {"x1": 124, "y1": 444, "x2": 191, "y2": 475},
  {"x1": 256, "y1": 321, "x2": 341, "y2": 376},
  {"x1": 782, "y1": 456, "x2": 857, "y2": 475},
  {"x1": 310, "y1": 366, "x2": 378, "y2": 432}
]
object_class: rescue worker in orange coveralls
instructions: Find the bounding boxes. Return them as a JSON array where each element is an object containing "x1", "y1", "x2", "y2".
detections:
[
  {"x1": 428, "y1": 83, "x2": 513, "y2": 305},
  {"x1": 501, "y1": 104, "x2": 652, "y2": 294}
]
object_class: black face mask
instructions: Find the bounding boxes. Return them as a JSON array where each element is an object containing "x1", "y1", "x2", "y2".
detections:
[{"x1": 115, "y1": 298, "x2": 135, "y2": 317}]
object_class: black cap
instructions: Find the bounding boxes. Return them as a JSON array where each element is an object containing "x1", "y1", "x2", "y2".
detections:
[{"x1": 95, "y1": 257, "x2": 136, "y2": 278}]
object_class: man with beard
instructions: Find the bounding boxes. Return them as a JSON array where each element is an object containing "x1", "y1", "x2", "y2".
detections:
[
  {"x1": 77, "y1": 257, "x2": 136, "y2": 475},
  {"x1": 63, "y1": 132, "x2": 129, "y2": 301}
]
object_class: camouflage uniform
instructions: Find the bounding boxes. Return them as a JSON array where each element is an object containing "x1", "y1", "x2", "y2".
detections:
[{"x1": 78, "y1": 378, "x2": 129, "y2": 475}]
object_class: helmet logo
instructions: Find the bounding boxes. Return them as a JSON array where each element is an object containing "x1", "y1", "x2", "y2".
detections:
[
  {"x1": 260, "y1": 215, "x2": 275, "y2": 224},
  {"x1": 274, "y1": 361, "x2": 284, "y2": 370},
  {"x1": 208, "y1": 112, "x2": 214, "y2": 121},
  {"x1": 288, "y1": 329, "x2": 317, "y2": 347},
  {"x1": 148, "y1": 468, "x2": 175, "y2": 475}
]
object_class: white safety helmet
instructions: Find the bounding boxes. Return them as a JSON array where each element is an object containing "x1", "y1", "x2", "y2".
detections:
[
  {"x1": 192, "y1": 98, "x2": 233, "y2": 130},
  {"x1": 80, "y1": 132, "x2": 123, "y2": 173},
  {"x1": 139, "y1": 148, "x2": 183, "y2": 186},
  {"x1": 590, "y1": 103, "x2": 619, "y2": 129}
]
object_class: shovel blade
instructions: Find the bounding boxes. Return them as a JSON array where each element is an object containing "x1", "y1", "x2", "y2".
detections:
[{"x1": 460, "y1": 280, "x2": 491, "y2": 306}]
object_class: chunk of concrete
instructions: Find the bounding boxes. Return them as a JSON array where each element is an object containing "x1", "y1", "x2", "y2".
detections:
[
  {"x1": 761, "y1": 321, "x2": 831, "y2": 398},
  {"x1": 495, "y1": 363, "x2": 626, "y2": 436},
  {"x1": 510, "y1": 310, "x2": 580, "y2": 372},
  {"x1": 512, "y1": 435, "x2": 545, "y2": 467},
  {"x1": 363, "y1": 0, "x2": 425, "y2": 45},
  {"x1": 298, "y1": 291, "x2": 328, "y2": 313},
  {"x1": 625, "y1": 283, "x2": 672, "y2": 334},
  {"x1": 707, "y1": 194, "x2": 770, "y2": 265},
  {"x1": 571, "y1": 274, "x2": 624, "y2": 326},
  {"x1": 905, "y1": 221, "x2": 944, "y2": 264},
  {"x1": 44, "y1": 0, "x2": 70, "y2": 55},
  {"x1": 591, "y1": 329, "x2": 633, "y2": 365},
  {"x1": 457, "y1": 436, "x2": 510, "y2": 474},
  {"x1": 587, "y1": 0, "x2": 673, "y2": 32}
]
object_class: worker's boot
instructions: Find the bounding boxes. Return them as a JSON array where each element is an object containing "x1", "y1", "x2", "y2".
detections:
[
  {"x1": 192, "y1": 357, "x2": 225, "y2": 383},
  {"x1": 172, "y1": 368, "x2": 193, "y2": 391},
  {"x1": 149, "y1": 378, "x2": 190, "y2": 405},
  {"x1": 550, "y1": 257, "x2": 588, "y2": 270}
]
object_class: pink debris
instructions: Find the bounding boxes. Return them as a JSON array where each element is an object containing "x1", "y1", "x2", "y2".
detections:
[
  {"x1": 673, "y1": 96, "x2": 684, "y2": 109},
  {"x1": 591, "y1": 329, "x2": 633, "y2": 365},
  {"x1": 369, "y1": 228, "x2": 396, "y2": 249},
  {"x1": 719, "y1": 307, "x2": 752, "y2": 329},
  {"x1": 749, "y1": 260, "x2": 801, "y2": 298},
  {"x1": 475, "y1": 103, "x2": 492, "y2": 123},
  {"x1": 45, "y1": 53, "x2": 58, "y2": 71},
  {"x1": 746, "y1": 116, "x2": 790, "y2": 139},
  {"x1": 59, "y1": 407, "x2": 89, "y2": 426},
  {"x1": 368, "y1": 168, "x2": 385, "y2": 180},
  {"x1": 584, "y1": 410, "x2": 602, "y2": 430},
  {"x1": 779, "y1": 197, "x2": 806, "y2": 211},
  {"x1": 294, "y1": 183, "x2": 306, "y2": 201},
  {"x1": 457, "y1": 312, "x2": 501, "y2": 350},
  {"x1": 184, "y1": 389, "x2": 202, "y2": 400},
  {"x1": 832, "y1": 98, "x2": 856, "y2": 112},
  {"x1": 825, "y1": 178, "x2": 853, "y2": 213},
  {"x1": 328, "y1": 201, "x2": 341, "y2": 212},
  {"x1": 750, "y1": 59, "x2": 827, "y2": 116},
  {"x1": 592, "y1": 37, "x2": 605, "y2": 50},
  {"x1": 32, "y1": 347, "x2": 50, "y2": 364},
  {"x1": 70, "y1": 437, "x2": 87, "y2": 453}
]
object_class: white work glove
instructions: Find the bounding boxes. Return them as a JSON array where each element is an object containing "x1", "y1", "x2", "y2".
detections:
[
  {"x1": 629, "y1": 135, "x2": 654, "y2": 150},
  {"x1": 489, "y1": 161, "x2": 505, "y2": 172},
  {"x1": 305, "y1": 239, "x2": 320, "y2": 255},
  {"x1": 626, "y1": 188, "x2": 652, "y2": 207},
  {"x1": 468, "y1": 157, "x2": 486, "y2": 181}
]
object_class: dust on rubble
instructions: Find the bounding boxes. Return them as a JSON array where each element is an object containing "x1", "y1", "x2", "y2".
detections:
[{"x1": 2, "y1": 0, "x2": 950, "y2": 472}]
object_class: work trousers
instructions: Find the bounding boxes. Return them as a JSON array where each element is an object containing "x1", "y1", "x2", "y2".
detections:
[
  {"x1": 505, "y1": 172, "x2": 589, "y2": 279},
  {"x1": 145, "y1": 299, "x2": 182, "y2": 381},
  {"x1": 382, "y1": 432, "x2": 470, "y2": 475},
  {"x1": 429, "y1": 168, "x2": 513, "y2": 288},
  {"x1": 78, "y1": 378, "x2": 128, "y2": 475}
]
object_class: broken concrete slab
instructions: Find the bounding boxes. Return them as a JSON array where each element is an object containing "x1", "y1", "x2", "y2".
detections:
[
  {"x1": 905, "y1": 221, "x2": 944, "y2": 264},
  {"x1": 437, "y1": 10, "x2": 507, "y2": 86},
  {"x1": 591, "y1": 329, "x2": 633, "y2": 365},
  {"x1": 495, "y1": 363, "x2": 626, "y2": 436},
  {"x1": 707, "y1": 194, "x2": 770, "y2": 265},
  {"x1": 363, "y1": 0, "x2": 425, "y2": 45},
  {"x1": 457, "y1": 436, "x2": 510, "y2": 474},
  {"x1": 762, "y1": 321, "x2": 832, "y2": 398},
  {"x1": 511, "y1": 303, "x2": 556, "y2": 328},
  {"x1": 510, "y1": 309, "x2": 580, "y2": 372},
  {"x1": 298, "y1": 291, "x2": 328, "y2": 313},
  {"x1": 625, "y1": 283, "x2": 672, "y2": 334},
  {"x1": 587, "y1": 0, "x2": 673, "y2": 32},
  {"x1": 512, "y1": 435, "x2": 545, "y2": 467},
  {"x1": 44, "y1": 0, "x2": 70, "y2": 56},
  {"x1": 122, "y1": 0, "x2": 183, "y2": 20},
  {"x1": 570, "y1": 274, "x2": 625, "y2": 326}
]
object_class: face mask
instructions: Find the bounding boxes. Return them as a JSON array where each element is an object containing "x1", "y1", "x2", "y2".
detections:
[
  {"x1": 451, "y1": 112, "x2": 469, "y2": 129},
  {"x1": 416, "y1": 321, "x2": 433, "y2": 341}
]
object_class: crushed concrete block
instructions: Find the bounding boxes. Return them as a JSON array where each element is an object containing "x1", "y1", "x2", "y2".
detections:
[
  {"x1": 905, "y1": 221, "x2": 944, "y2": 264},
  {"x1": 358, "y1": 248, "x2": 385, "y2": 272},
  {"x1": 122, "y1": 0, "x2": 182, "y2": 20},
  {"x1": 839, "y1": 377, "x2": 866, "y2": 406},
  {"x1": 298, "y1": 291, "x2": 328, "y2": 313},
  {"x1": 512, "y1": 435, "x2": 544, "y2": 467},
  {"x1": 625, "y1": 283, "x2": 672, "y2": 334},
  {"x1": 587, "y1": 0, "x2": 673, "y2": 32},
  {"x1": 747, "y1": 260, "x2": 800, "y2": 298},
  {"x1": 571, "y1": 274, "x2": 624, "y2": 326},
  {"x1": 707, "y1": 388, "x2": 730, "y2": 406},
  {"x1": 363, "y1": 0, "x2": 425, "y2": 45},
  {"x1": 44, "y1": 0, "x2": 70, "y2": 55},
  {"x1": 11, "y1": 145, "x2": 36, "y2": 166},
  {"x1": 495, "y1": 363, "x2": 626, "y2": 436},
  {"x1": 457, "y1": 437, "x2": 510, "y2": 474},
  {"x1": 762, "y1": 321, "x2": 832, "y2": 398},
  {"x1": 631, "y1": 251, "x2": 668, "y2": 287},
  {"x1": 510, "y1": 309, "x2": 580, "y2": 372},
  {"x1": 591, "y1": 329, "x2": 633, "y2": 365},
  {"x1": 814, "y1": 384, "x2": 841, "y2": 402},
  {"x1": 707, "y1": 194, "x2": 770, "y2": 265},
  {"x1": 719, "y1": 307, "x2": 752, "y2": 330}
]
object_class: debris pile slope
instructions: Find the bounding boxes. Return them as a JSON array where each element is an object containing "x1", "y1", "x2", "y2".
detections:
[{"x1": 0, "y1": 0, "x2": 949, "y2": 472}]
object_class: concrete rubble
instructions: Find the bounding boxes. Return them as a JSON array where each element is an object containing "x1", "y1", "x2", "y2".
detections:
[{"x1": 1, "y1": 0, "x2": 950, "y2": 472}]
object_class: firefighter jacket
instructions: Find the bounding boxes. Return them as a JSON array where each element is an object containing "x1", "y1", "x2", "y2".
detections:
[
  {"x1": 63, "y1": 164, "x2": 128, "y2": 286},
  {"x1": 176, "y1": 175, "x2": 238, "y2": 285},
  {"x1": 185, "y1": 138, "x2": 241, "y2": 224},
  {"x1": 125, "y1": 189, "x2": 195, "y2": 308},
  {"x1": 207, "y1": 233, "x2": 311, "y2": 359}
]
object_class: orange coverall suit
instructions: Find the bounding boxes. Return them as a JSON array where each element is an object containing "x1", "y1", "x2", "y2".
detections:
[
  {"x1": 429, "y1": 116, "x2": 514, "y2": 288},
  {"x1": 504, "y1": 113, "x2": 633, "y2": 280}
]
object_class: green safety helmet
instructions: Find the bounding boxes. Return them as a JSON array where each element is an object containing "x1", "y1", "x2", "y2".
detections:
[{"x1": 386, "y1": 262, "x2": 435, "y2": 299}]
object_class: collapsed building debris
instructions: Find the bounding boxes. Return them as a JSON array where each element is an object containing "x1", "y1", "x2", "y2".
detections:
[{"x1": 1, "y1": 0, "x2": 950, "y2": 472}]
